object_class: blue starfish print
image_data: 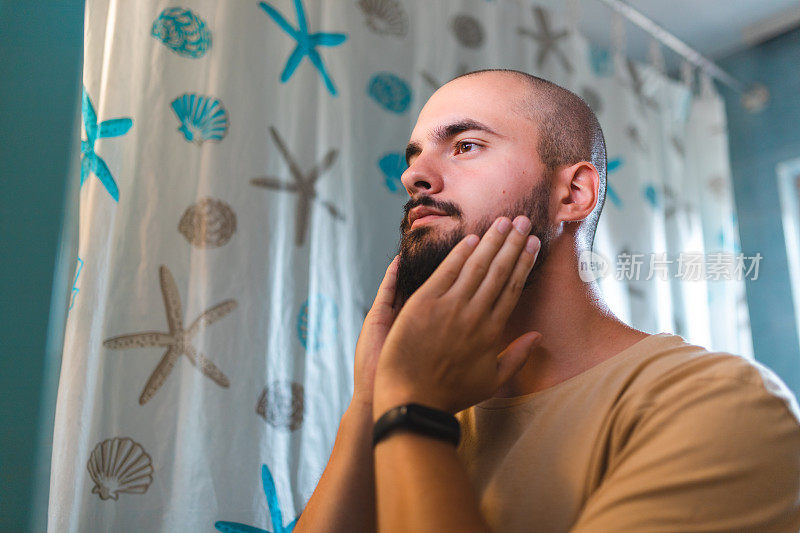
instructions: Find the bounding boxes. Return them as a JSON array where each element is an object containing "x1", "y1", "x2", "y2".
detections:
[
  {"x1": 258, "y1": 0, "x2": 347, "y2": 96},
  {"x1": 68, "y1": 256, "x2": 84, "y2": 311},
  {"x1": 215, "y1": 464, "x2": 301, "y2": 533},
  {"x1": 80, "y1": 87, "x2": 133, "y2": 202},
  {"x1": 643, "y1": 184, "x2": 659, "y2": 207}
]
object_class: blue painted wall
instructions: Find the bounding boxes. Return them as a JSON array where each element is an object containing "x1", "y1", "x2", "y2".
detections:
[
  {"x1": 0, "y1": 1, "x2": 84, "y2": 531},
  {"x1": 719, "y1": 28, "x2": 800, "y2": 398}
]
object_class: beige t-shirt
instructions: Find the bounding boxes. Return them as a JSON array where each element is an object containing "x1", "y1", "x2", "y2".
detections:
[{"x1": 456, "y1": 333, "x2": 800, "y2": 532}]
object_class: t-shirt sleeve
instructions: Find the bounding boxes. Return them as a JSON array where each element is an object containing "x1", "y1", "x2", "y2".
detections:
[{"x1": 569, "y1": 372, "x2": 800, "y2": 532}]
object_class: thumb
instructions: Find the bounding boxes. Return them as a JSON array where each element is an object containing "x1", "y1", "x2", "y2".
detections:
[
  {"x1": 367, "y1": 255, "x2": 400, "y2": 323},
  {"x1": 495, "y1": 332, "x2": 542, "y2": 388}
]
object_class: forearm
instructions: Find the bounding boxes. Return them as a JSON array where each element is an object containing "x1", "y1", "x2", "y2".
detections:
[
  {"x1": 374, "y1": 432, "x2": 491, "y2": 533},
  {"x1": 294, "y1": 400, "x2": 376, "y2": 533}
]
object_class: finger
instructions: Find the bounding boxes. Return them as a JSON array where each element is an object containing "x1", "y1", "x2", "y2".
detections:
[
  {"x1": 415, "y1": 234, "x2": 480, "y2": 297},
  {"x1": 490, "y1": 235, "x2": 540, "y2": 325},
  {"x1": 467, "y1": 216, "x2": 531, "y2": 311},
  {"x1": 495, "y1": 332, "x2": 542, "y2": 389},
  {"x1": 447, "y1": 216, "x2": 515, "y2": 299},
  {"x1": 367, "y1": 255, "x2": 400, "y2": 324}
]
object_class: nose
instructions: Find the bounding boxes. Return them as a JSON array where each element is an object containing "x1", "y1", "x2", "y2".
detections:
[{"x1": 400, "y1": 151, "x2": 444, "y2": 196}]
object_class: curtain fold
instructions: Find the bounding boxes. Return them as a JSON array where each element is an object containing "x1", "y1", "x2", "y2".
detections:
[{"x1": 49, "y1": 1, "x2": 750, "y2": 530}]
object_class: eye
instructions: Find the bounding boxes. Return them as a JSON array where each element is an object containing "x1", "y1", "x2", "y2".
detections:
[{"x1": 455, "y1": 141, "x2": 479, "y2": 155}]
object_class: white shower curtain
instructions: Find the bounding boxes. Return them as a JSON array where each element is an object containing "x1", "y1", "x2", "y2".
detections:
[{"x1": 49, "y1": 1, "x2": 751, "y2": 530}]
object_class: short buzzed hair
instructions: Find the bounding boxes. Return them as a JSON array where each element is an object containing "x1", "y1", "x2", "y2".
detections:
[{"x1": 452, "y1": 69, "x2": 607, "y2": 251}]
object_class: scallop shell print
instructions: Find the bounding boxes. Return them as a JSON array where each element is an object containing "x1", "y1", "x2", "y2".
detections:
[
  {"x1": 151, "y1": 7, "x2": 211, "y2": 58},
  {"x1": 367, "y1": 73, "x2": 412, "y2": 114},
  {"x1": 256, "y1": 381, "x2": 305, "y2": 431},
  {"x1": 296, "y1": 293, "x2": 339, "y2": 352},
  {"x1": 358, "y1": 0, "x2": 408, "y2": 37},
  {"x1": 451, "y1": 14, "x2": 484, "y2": 49},
  {"x1": 87, "y1": 437, "x2": 154, "y2": 501},
  {"x1": 178, "y1": 197, "x2": 237, "y2": 248},
  {"x1": 171, "y1": 94, "x2": 229, "y2": 145}
]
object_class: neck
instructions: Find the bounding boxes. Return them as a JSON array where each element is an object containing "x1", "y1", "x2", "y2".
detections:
[{"x1": 494, "y1": 237, "x2": 650, "y2": 398}]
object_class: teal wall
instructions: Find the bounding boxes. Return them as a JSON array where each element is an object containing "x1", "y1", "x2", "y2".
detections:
[
  {"x1": 0, "y1": 1, "x2": 84, "y2": 531},
  {"x1": 719, "y1": 28, "x2": 800, "y2": 399}
]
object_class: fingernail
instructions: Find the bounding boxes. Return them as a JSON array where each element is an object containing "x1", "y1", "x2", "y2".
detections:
[
  {"x1": 496, "y1": 217, "x2": 511, "y2": 234},
  {"x1": 526, "y1": 236, "x2": 539, "y2": 254},
  {"x1": 514, "y1": 216, "x2": 531, "y2": 234},
  {"x1": 465, "y1": 234, "x2": 479, "y2": 246}
]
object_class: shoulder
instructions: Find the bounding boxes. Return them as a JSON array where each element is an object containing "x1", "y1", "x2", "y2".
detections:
[
  {"x1": 574, "y1": 335, "x2": 800, "y2": 531},
  {"x1": 616, "y1": 335, "x2": 800, "y2": 504},
  {"x1": 619, "y1": 333, "x2": 800, "y2": 427}
]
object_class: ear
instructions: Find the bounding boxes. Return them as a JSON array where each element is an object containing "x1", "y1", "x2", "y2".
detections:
[{"x1": 553, "y1": 162, "x2": 599, "y2": 224}]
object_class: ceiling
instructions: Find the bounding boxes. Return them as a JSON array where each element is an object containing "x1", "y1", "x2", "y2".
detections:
[{"x1": 575, "y1": 0, "x2": 800, "y2": 73}]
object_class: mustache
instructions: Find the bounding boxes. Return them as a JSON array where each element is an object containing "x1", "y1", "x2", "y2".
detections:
[{"x1": 401, "y1": 196, "x2": 462, "y2": 231}]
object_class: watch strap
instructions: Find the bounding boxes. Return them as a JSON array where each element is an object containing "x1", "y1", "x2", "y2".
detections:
[{"x1": 372, "y1": 403, "x2": 460, "y2": 447}]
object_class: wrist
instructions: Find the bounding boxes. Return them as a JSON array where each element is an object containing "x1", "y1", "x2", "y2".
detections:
[
  {"x1": 346, "y1": 398, "x2": 376, "y2": 428},
  {"x1": 372, "y1": 368, "x2": 450, "y2": 419},
  {"x1": 372, "y1": 389, "x2": 448, "y2": 422},
  {"x1": 349, "y1": 392, "x2": 374, "y2": 412},
  {"x1": 372, "y1": 403, "x2": 461, "y2": 448}
]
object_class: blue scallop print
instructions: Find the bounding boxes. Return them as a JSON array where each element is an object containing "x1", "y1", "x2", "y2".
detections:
[
  {"x1": 170, "y1": 94, "x2": 229, "y2": 145},
  {"x1": 367, "y1": 73, "x2": 412, "y2": 114},
  {"x1": 215, "y1": 464, "x2": 300, "y2": 533},
  {"x1": 296, "y1": 293, "x2": 338, "y2": 353},
  {"x1": 378, "y1": 153, "x2": 407, "y2": 192},
  {"x1": 151, "y1": 7, "x2": 212, "y2": 58}
]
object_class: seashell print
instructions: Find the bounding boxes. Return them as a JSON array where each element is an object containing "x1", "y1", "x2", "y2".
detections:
[
  {"x1": 707, "y1": 174, "x2": 728, "y2": 199},
  {"x1": 589, "y1": 44, "x2": 612, "y2": 77},
  {"x1": 87, "y1": 437, "x2": 153, "y2": 501},
  {"x1": 170, "y1": 94, "x2": 229, "y2": 145},
  {"x1": 358, "y1": 0, "x2": 408, "y2": 38},
  {"x1": 296, "y1": 293, "x2": 339, "y2": 352},
  {"x1": 178, "y1": 197, "x2": 237, "y2": 248},
  {"x1": 451, "y1": 14, "x2": 484, "y2": 49},
  {"x1": 256, "y1": 381, "x2": 305, "y2": 431},
  {"x1": 378, "y1": 152, "x2": 407, "y2": 193},
  {"x1": 367, "y1": 73, "x2": 412, "y2": 114},
  {"x1": 151, "y1": 7, "x2": 211, "y2": 58}
]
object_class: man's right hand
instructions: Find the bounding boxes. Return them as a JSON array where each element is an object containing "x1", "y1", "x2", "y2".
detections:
[{"x1": 353, "y1": 255, "x2": 401, "y2": 407}]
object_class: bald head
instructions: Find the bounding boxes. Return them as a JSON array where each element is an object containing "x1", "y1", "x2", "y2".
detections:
[{"x1": 451, "y1": 69, "x2": 607, "y2": 249}]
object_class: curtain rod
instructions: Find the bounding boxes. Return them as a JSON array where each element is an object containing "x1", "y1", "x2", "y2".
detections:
[{"x1": 596, "y1": 0, "x2": 769, "y2": 110}]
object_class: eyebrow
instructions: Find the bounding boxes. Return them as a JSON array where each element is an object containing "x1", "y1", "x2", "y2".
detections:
[{"x1": 405, "y1": 119, "x2": 501, "y2": 166}]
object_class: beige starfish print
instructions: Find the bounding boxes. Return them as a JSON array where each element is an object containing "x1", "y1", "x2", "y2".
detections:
[
  {"x1": 517, "y1": 6, "x2": 573, "y2": 73},
  {"x1": 250, "y1": 126, "x2": 345, "y2": 247},
  {"x1": 103, "y1": 265, "x2": 237, "y2": 405}
]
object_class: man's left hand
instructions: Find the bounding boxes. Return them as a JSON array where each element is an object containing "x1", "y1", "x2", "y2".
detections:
[{"x1": 373, "y1": 215, "x2": 542, "y2": 417}]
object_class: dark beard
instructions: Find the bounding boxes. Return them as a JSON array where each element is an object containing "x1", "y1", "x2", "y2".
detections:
[{"x1": 395, "y1": 179, "x2": 552, "y2": 305}]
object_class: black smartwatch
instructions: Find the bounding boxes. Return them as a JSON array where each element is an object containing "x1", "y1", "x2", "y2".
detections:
[{"x1": 372, "y1": 403, "x2": 460, "y2": 447}]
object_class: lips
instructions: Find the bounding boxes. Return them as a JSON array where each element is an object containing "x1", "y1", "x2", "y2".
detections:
[{"x1": 409, "y1": 206, "x2": 447, "y2": 226}]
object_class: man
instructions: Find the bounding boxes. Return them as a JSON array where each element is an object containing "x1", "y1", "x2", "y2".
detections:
[{"x1": 295, "y1": 69, "x2": 800, "y2": 532}]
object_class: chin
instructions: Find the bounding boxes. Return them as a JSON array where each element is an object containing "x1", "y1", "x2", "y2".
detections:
[{"x1": 396, "y1": 225, "x2": 465, "y2": 302}]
